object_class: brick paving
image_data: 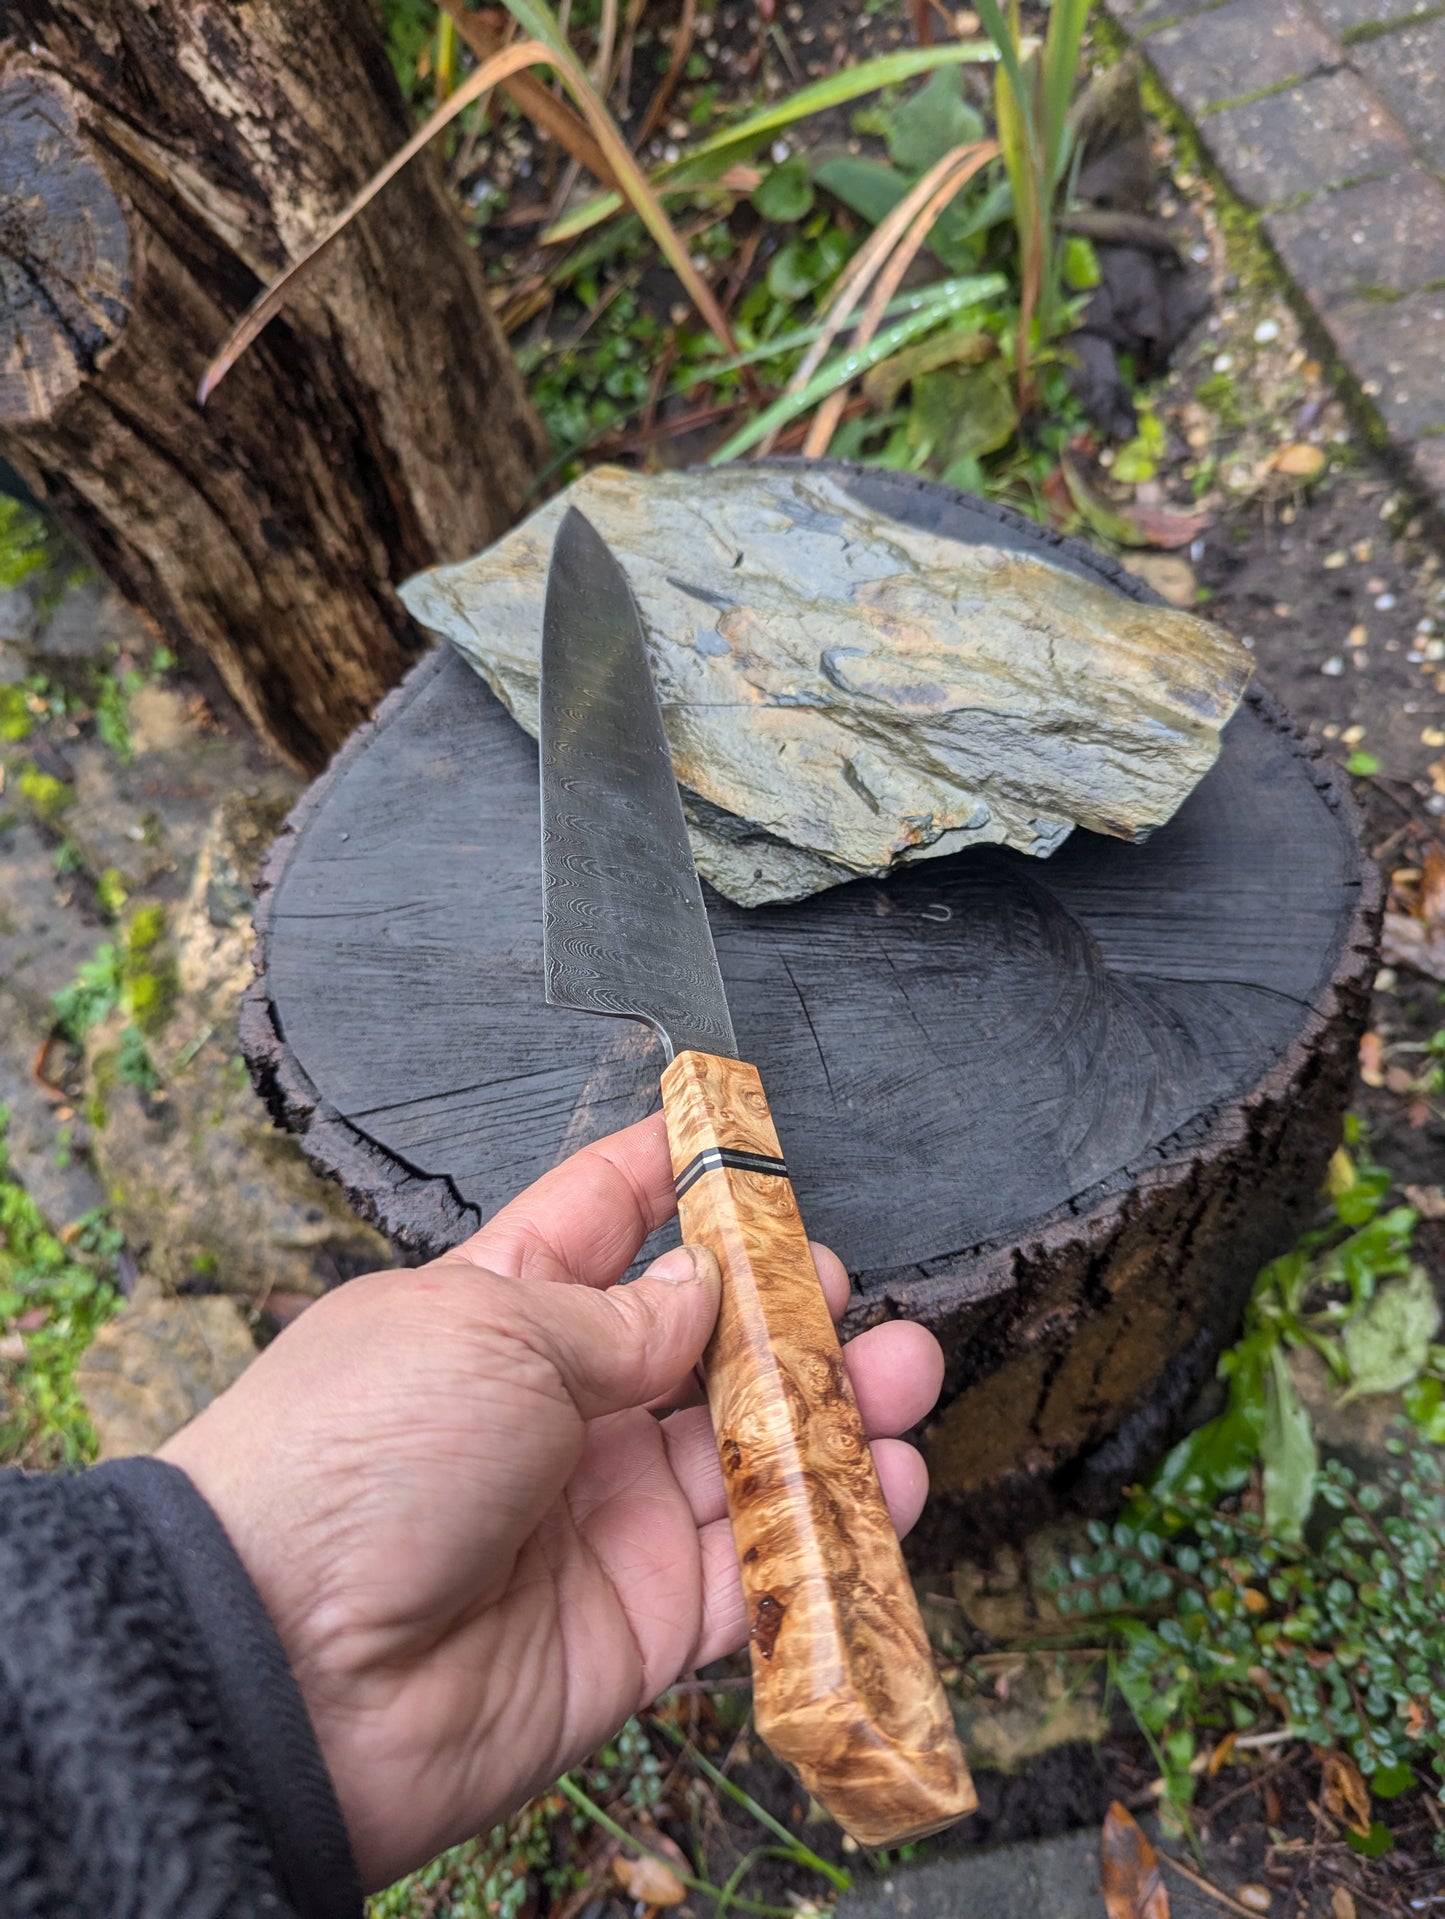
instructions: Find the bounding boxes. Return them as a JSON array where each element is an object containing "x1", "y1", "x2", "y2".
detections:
[{"x1": 1102, "y1": 0, "x2": 1445, "y2": 522}]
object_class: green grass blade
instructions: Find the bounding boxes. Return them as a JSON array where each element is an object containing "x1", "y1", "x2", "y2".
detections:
[
  {"x1": 710, "y1": 275, "x2": 1006, "y2": 463},
  {"x1": 1041, "y1": 0, "x2": 1091, "y2": 186},
  {"x1": 652, "y1": 1718, "x2": 851, "y2": 1892},
  {"x1": 544, "y1": 41, "x2": 1015, "y2": 244},
  {"x1": 676, "y1": 272, "x2": 996, "y2": 387}
]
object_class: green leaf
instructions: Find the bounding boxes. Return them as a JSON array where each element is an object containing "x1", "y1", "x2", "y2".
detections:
[
  {"x1": 709, "y1": 273, "x2": 1007, "y2": 464},
  {"x1": 1342, "y1": 1267, "x2": 1441, "y2": 1397},
  {"x1": 1346, "y1": 749, "x2": 1381, "y2": 777},
  {"x1": 879, "y1": 67, "x2": 986, "y2": 174},
  {"x1": 1111, "y1": 440, "x2": 1156, "y2": 485},
  {"x1": 1262, "y1": 1345, "x2": 1317, "y2": 1540},
  {"x1": 1062, "y1": 233, "x2": 1101, "y2": 290},
  {"x1": 752, "y1": 156, "x2": 814, "y2": 223},
  {"x1": 815, "y1": 155, "x2": 910, "y2": 228},
  {"x1": 1347, "y1": 1821, "x2": 1394, "y2": 1857},
  {"x1": 1370, "y1": 1762, "x2": 1415, "y2": 1799},
  {"x1": 765, "y1": 236, "x2": 829, "y2": 303},
  {"x1": 546, "y1": 42, "x2": 1007, "y2": 244},
  {"x1": 1403, "y1": 1375, "x2": 1445, "y2": 1441},
  {"x1": 907, "y1": 360, "x2": 1017, "y2": 467}
]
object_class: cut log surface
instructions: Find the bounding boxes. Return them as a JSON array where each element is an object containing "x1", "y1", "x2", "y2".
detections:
[{"x1": 243, "y1": 470, "x2": 1379, "y2": 1554}]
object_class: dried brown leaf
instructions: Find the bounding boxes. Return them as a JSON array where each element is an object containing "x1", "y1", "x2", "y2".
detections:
[
  {"x1": 1404, "y1": 1187, "x2": 1445, "y2": 1221},
  {"x1": 1382, "y1": 910, "x2": 1445, "y2": 983},
  {"x1": 1320, "y1": 1749, "x2": 1372, "y2": 1837},
  {"x1": 1358, "y1": 1031, "x2": 1385, "y2": 1087},
  {"x1": 1234, "y1": 1886, "x2": 1272, "y2": 1914},
  {"x1": 1206, "y1": 1731, "x2": 1238, "y2": 1777},
  {"x1": 613, "y1": 1853, "x2": 687, "y2": 1906},
  {"x1": 1331, "y1": 1890, "x2": 1357, "y2": 1919},
  {"x1": 1421, "y1": 843, "x2": 1445, "y2": 925},
  {"x1": 1101, "y1": 1801, "x2": 1170, "y2": 1919},
  {"x1": 1271, "y1": 443, "x2": 1327, "y2": 481}
]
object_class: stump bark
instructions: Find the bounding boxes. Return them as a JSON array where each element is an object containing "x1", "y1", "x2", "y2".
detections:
[
  {"x1": 240, "y1": 469, "x2": 1380, "y2": 1557},
  {"x1": 0, "y1": 3, "x2": 545, "y2": 772}
]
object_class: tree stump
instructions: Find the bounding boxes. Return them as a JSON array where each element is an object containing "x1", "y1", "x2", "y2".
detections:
[
  {"x1": 0, "y1": 3, "x2": 545, "y2": 772},
  {"x1": 240, "y1": 469, "x2": 1379, "y2": 1558}
]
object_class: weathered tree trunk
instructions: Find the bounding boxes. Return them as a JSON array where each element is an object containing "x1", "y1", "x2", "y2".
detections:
[
  {"x1": 239, "y1": 468, "x2": 1381, "y2": 1558},
  {"x1": 0, "y1": 2, "x2": 547, "y2": 771}
]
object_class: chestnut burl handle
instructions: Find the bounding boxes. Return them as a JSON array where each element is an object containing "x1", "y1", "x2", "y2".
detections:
[{"x1": 660, "y1": 1049, "x2": 976, "y2": 1848}]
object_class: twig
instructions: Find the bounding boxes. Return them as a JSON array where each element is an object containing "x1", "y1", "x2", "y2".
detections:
[
  {"x1": 1196, "y1": 1750, "x2": 1296, "y2": 1825},
  {"x1": 635, "y1": 0, "x2": 696, "y2": 150},
  {"x1": 1160, "y1": 1851, "x2": 1269, "y2": 1918}
]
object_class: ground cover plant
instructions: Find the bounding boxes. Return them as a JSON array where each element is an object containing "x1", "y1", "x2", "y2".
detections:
[{"x1": 203, "y1": 0, "x2": 1227, "y2": 534}]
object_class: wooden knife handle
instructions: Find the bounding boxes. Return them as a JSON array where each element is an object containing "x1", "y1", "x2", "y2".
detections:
[{"x1": 660, "y1": 1049, "x2": 976, "y2": 1848}]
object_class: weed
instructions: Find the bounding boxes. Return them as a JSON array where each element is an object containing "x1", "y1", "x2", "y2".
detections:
[
  {"x1": 1042, "y1": 1122, "x2": 1445, "y2": 1832},
  {"x1": 369, "y1": 1709, "x2": 848, "y2": 1918},
  {"x1": 0, "y1": 1107, "x2": 120, "y2": 1466}
]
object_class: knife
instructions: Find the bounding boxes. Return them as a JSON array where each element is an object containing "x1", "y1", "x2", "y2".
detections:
[{"x1": 539, "y1": 506, "x2": 975, "y2": 1847}]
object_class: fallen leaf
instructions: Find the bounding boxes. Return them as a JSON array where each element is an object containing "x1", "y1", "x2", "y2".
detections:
[
  {"x1": 1234, "y1": 1885, "x2": 1272, "y2": 1913},
  {"x1": 1386, "y1": 1064, "x2": 1417, "y2": 1096},
  {"x1": 1406, "y1": 1699, "x2": 1428, "y2": 1738},
  {"x1": 1207, "y1": 1731, "x2": 1238, "y2": 1776},
  {"x1": 1423, "y1": 844, "x2": 1445, "y2": 923},
  {"x1": 1408, "y1": 1097, "x2": 1433, "y2": 1130},
  {"x1": 1101, "y1": 1801, "x2": 1170, "y2": 1919},
  {"x1": 613, "y1": 1851, "x2": 687, "y2": 1907},
  {"x1": 1321, "y1": 1749, "x2": 1373, "y2": 1837},
  {"x1": 1272, "y1": 442, "x2": 1327, "y2": 481},
  {"x1": 1358, "y1": 1031, "x2": 1385, "y2": 1086},
  {"x1": 1331, "y1": 1890, "x2": 1356, "y2": 1919},
  {"x1": 1404, "y1": 1185, "x2": 1445, "y2": 1220},
  {"x1": 1382, "y1": 910, "x2": 1445, "y2": 983}
]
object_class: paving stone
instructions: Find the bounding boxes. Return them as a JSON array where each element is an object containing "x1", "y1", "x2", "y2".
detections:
[
  {"x1": 837, "y1": 1826, "x2": 1220, "y2": 1919},
  {"x1": 61, "y1": 684, "x2": 295, "y2": 896},
  {"x1": 1311, "y1": 0, "x2": 1442, "y2": 34},
  {"x1": 30, "y1": 576, "x2": 146, "y2": 663},
  {"x1": 1330, "y1": 285, "x2": 1445, "y2": 448},
  {"x1": 1146, "y1": 0, "x2": 1338, "y2": 114},
  {"x1": 76, "y1": 1281, "x2": 258, "y2": 1457},
  {"x1": 1266, "y1": 166, "x2": 1445, "y2": 309},
  {"x1": 1101, "y1": 0, "x2": 1231, "y2": 34},
  {"x1": 1351, "y1": 16, "x2": 1445, "y2": 171},
  {"x1": 0, "y1": 986, "x2": 107, "y2": 1227},
  {"x1": 1202, "y1": 67, "x2": 1413, "y2": 206},
  {"x1": 0, "y1": 813, "x2": 105, "y2": 1026}
]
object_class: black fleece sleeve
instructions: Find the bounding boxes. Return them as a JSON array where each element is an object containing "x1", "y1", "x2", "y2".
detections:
[{"x1": 0, "y1": 1457, "x2": 363, "y2": 1919}]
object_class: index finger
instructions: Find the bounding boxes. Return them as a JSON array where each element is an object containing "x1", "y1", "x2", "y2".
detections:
[{"x1": 446, "y1": 1111, "x2": 677, "y2": 1287}]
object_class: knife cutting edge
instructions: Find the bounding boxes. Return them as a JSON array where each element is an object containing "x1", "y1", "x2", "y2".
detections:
[{"x1": 539, "y1": 505, "x2": 975, "y2": 1846}]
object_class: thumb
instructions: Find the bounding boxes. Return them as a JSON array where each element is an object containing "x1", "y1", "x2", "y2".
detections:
[{"x1": 520, "y1": 1243, "x2": 721, "y2": 1421}]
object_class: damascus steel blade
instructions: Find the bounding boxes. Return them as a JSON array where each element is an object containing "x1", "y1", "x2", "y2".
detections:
[{"x1": 540, "y1": 506, "x2": 737, "y2": 1061}]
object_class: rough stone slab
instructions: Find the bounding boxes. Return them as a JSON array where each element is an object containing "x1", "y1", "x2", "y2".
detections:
[
  {"x1": 76, "y1": 1284, "x2": 257, "y2": 1457},
  {"x1": 1145, "y1": 0, "x2": 1338, "y2": 114},
  {"x1": 403, "y1": 464, "x2": 1251, "y2": 907},
  {"x1": 1330, "y1": 286, "x2": 1445, "y2": 447},
  {"x1": 1311, "y1": 0, "x2": 1442, "y2": 33},
  {"x1": 1350, "y1": 17, "x2": 1445, "y2": 171},
  {"x1": 836, "y1": 1826, "x2": 1220, "y2": 1919},
  {"x1": 1266, "y1": 166, "x2": 1445, "y2": 309},
  {"x1": 1202, "y1": 67, "x2": 1413, "y2": 207}
]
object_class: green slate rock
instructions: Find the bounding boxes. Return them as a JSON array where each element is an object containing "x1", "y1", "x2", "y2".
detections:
[{"x1": 400, "y1": 465, "x2": 1252, "y2": 908}]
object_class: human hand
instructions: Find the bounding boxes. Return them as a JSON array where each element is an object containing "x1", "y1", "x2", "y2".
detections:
[{"x1": 160, "y1": 1114, "x2": 946, "y2": 1890}]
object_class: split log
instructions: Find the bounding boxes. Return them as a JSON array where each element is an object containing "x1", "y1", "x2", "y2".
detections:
[
  {"x1": 0, "y1": 3, "x2": 545, "y2": 772},
  {"x1": 240, "y1": 468, "x2": 1379, "y2": 1557}
]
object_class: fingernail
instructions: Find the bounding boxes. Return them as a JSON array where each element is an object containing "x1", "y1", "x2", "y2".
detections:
[{"x1": 645, "y1": 1246, "x2": 701, "y2": 1285}]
